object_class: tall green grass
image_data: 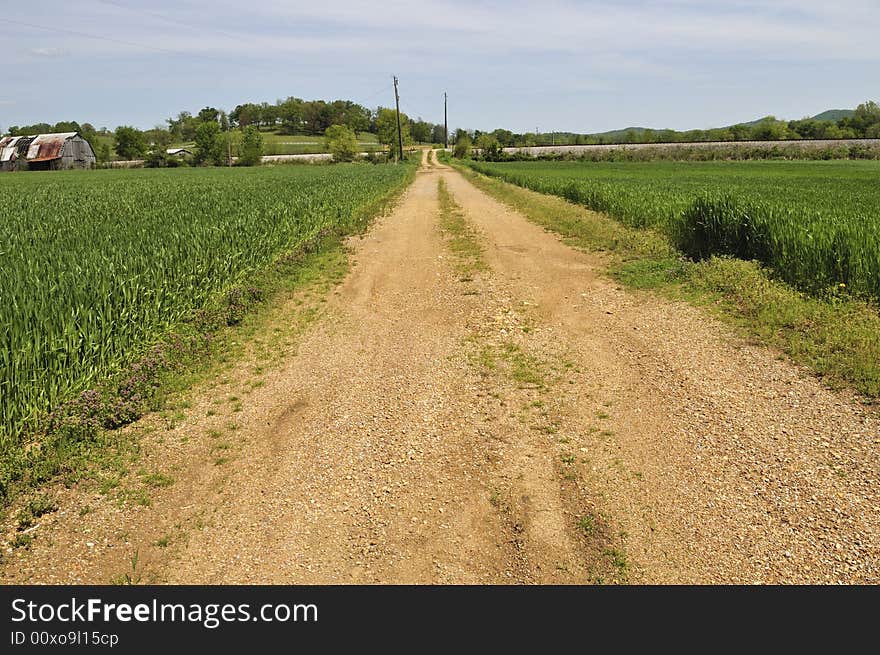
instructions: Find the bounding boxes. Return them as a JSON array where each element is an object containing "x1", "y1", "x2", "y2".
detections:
[
  {"x1": 0, "y1": 164, "x2": 411, "y2": 447},
  {"x1": 468, "y1": 160, "x2": 880, "y2": 299}
]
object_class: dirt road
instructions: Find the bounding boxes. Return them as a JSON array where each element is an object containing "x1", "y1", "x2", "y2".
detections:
[{"x1": 5, "y1": 150, "x2": 878, "y2": 584}]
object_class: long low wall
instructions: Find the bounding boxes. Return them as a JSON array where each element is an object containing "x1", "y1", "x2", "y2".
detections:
[
  {"x1": 259, "y1": 153, "x2": 334, "y2": 163},
  {"x1": 501, "y1": 139, "x2": 880, "y2": 157},
  {"x1": 108, "y1": 152, "x2": 379, "y2": 167}
]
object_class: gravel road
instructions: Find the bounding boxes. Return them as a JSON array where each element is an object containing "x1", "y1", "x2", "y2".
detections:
[{"x1": 3, "y1": 150, "x2": 876, "y2": 584}]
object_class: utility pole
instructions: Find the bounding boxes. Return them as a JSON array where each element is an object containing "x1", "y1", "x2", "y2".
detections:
[
  {"x1": 444, "y1": 92, "x2": 448, "y2": 149},
  {"x1": 393, "y1": 76, "x2": 404, "y2": 162},
  {"x1": 227, "y1": 118, "x2": 232, "y2": 167}
]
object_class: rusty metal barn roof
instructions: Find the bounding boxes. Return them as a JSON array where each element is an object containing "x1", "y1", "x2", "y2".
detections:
[{"x1": 0, "y1": 132, "x2": 78, "y2": 162}]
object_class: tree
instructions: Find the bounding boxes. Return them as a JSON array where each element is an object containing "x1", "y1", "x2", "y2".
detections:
[
  {"x1": 752, "y1": 117, "x2": 789, "y2": 141},
  {"x1": 491, "y1": 129, "x2": 515, "y2": 147},
  {"x1": 410, "y1": 119, "x2": 432, "y2": 144},
  {"x1": 114, "y1": 126, "x2": 147, "y2": 160},
  {"x1": 324, "y1": 125, "x2": 359, "y2": 162},
  {"x1": 260, "y1": 103, "x2": 279, "y2": 129},
  {"x1": 167, "y1": 111, "x2": 197, "y2": 141},
  {"x1": 475, "y1": 133, "x2": 502, "y2": 160},
  {"x1": 53, "y1": 120, "x2": 81, "y2": 133},
  {"x1": 197, "y1": 106, "x2": 220, "y2": 123},
  {"x1": 277, "y1": 97, "x2": 304, "y2": 134},
  {"x1": 10, "y1": 123, "x2": 51, "y2": 136},
  {"x1": 194, "y1": 121, "x2": 223, "y2": 165},
  {"x1": 238, "y1": 125, "x2": 263, "y2": 166},
  {"x1": 328, "y1": 100, "x2": 371, "y2": 133},
  {"x1": 96, "y1": 142, "x2": 112, "y2": 165},
  {"x1": 303, "y1": 100, "x2": 332, "y2": 135},
  {"x1": 375, "y1": 108, "x2": 410, "y2": 158},
  {"x1": 146, "y1": 126, "x2": 173, "y2": 149},
  {"x1": 849, "y1": 101, "x2": 880, "y2": 135},
  {"x1": 80, "y1": 123, "x2": 98, "y2": 143},
  {"x1": 453, "y1": 133, "x2": 472, "y2": 158},
  {"x1": 789, "y1": 119, "x2": 821, "y2": 139},
  {"x1": 144, "y1": 149, "x2": 170, "y2": 168}
]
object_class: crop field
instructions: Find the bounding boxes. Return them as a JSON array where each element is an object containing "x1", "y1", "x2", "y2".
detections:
[
  {"x1": 468, "y1": 159, "x2": 880, "y2": 301},
  {"x1": 0, "y1": 163, "x2": 412, "y2": 447},
  {"x1": 239, "y1": 132, "x2": 382, "y2": 156}
]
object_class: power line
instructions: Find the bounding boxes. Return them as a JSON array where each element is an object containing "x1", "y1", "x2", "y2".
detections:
[
  {"x1": 359, "y1": 82, "x2": 394, "y2": 107},
  {"x1": 398, "y1": 101, "x2": 438, "y2": 122}
]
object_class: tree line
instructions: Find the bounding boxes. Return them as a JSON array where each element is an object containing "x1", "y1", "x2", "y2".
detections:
[
  {"x1": 3, "y1": 96, "x2": 446, "y2": 164},
  {"x1": 13, "y1": 97, "x2": 875, "y2": 165},
  {"x1": 452, "y1": 100, "x2": 880, "y2": 153}
]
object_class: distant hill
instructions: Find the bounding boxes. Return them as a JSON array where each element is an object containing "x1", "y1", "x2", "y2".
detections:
[
  {"x1": 742, "y1": 110, "x2": 854, "y2": 124},
  {"x1": 810, "y1": 109, "x2": 854, "y2": 122},
  {"x1": 588, "y1": 127, "x2": 650, "y2": 141},
  {"x1": 585, "y1": 109, "x2": 856, "y2": 140},
  {"x1": 738, "y1": 116, "x2": 774, "y2": 127}
]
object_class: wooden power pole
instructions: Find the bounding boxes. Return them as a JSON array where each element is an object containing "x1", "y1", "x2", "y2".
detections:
[
  {"x1": 226, "y1": 116, "x2": 232, "y2": 167},
  {"x1": 444, "y1": 92, "x2": 448, "y2": 149},
  {"x1": 393, "y1": 76, "x2": 404, "y2": 162}
]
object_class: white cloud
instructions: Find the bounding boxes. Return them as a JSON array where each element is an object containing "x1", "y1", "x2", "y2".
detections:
[
  {"x1": 28, "y1": 47, "x2": 66, "y2": 57},
  {"x1": 4, "y1": 1, "x2": 877, "y2": 132},
  {"x1": 8, "y1": 0, "x2": 880, "y2": 63}
]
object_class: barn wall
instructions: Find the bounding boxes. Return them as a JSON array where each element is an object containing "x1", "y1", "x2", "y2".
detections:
[{"x1": 60, "y1": 136, "x2": 96, "y2": 169}]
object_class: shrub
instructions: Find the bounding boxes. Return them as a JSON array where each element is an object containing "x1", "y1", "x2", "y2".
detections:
[
  {"x1": 475, "y1": 134, "x2": 503, "y2": 161},
  {"x1": 324, "y1": 125, "x2": 359, "y2": 162},
  {"x1": 238, "y1": 126, "x2": 263, "y2": 166}
]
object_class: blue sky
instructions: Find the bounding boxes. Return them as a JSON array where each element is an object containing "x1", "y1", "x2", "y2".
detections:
[{"x1": 2, "y1": 0, "x2": 878, "y2": 134}]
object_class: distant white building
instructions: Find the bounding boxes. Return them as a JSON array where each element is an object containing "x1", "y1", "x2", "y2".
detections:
[{"x1": 166, "y1": 148, "x2": 193, "y2": 157}]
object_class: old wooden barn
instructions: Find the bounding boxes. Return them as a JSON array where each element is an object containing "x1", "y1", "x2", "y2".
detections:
[{"x1": 0, "y1": 132, "x2": 96, "y2": 171}]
